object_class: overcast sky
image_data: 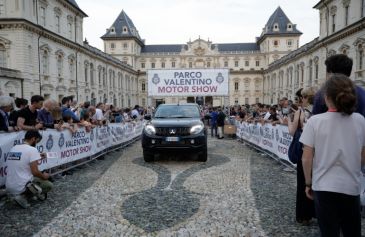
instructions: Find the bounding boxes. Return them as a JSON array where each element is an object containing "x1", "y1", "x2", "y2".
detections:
[{"x1": 77, "y1": 0, "x2": 320, "y2": 50}]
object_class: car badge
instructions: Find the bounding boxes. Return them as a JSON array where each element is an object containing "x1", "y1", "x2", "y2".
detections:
[{"x1": 169, "y1": 129, "x2": 176, "y2": 135}]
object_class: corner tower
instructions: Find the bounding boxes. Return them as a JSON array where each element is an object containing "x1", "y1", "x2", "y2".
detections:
[
  {"x1": 258, "y1": 7, "x2": 302, "y2": 65},
  {"x1": 101, "y1": 10, "x2": 144, "y2": 67}
]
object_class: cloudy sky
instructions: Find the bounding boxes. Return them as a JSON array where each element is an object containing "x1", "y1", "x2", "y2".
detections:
[{"x1": 77, "y1": 0, "x2": 320, "y2": 50}]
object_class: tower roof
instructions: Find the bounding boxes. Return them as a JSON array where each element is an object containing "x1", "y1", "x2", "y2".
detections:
[
  {"x1": 257, "y1": 6, "x2": 302, "y2": 43},
  {"x1": 101, "y1": 10, "x2": 143, "y2": 45}
]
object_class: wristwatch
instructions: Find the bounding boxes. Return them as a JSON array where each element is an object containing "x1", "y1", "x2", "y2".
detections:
[{"x1": 305, "y1": 183, "x2": 312, "y2": 188}]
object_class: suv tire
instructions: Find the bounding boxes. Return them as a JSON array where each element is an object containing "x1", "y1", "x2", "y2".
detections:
[
  {"x1": 143, "y1": 149, "x2": 154, "y2": 162},
  {"x1": 198, "y1": 146, "x2": 207, "y2": 162}
]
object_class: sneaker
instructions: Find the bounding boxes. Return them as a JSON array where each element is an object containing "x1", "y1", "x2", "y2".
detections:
[{"x1": 13, "y1": 194, "x2": 30, "y2": 208}]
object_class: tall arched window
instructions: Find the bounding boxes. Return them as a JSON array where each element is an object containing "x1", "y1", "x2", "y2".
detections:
[
  {"x1": 0, "y1": 43, "x2": 6, "y2": 67},
  {"x1": 90, "y1": 63, "x2": 94, "y2": 86},
  {"x1": 84, "y1": 61, "x2": 89, "y2": 84},
  {"x1": 41, "y1": 50, "x2": 49, "y2": 75}
]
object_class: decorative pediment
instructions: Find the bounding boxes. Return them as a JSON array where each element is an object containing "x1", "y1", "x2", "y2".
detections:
[
  {"x1": 5, "y1": 81, "x2": 20, "y2": 88},
  {"x1": 342, "y1": 0, "x2": 350, "y2": 7},
  {"x1": 327, "y1": 49, "x2": 336, "y2": 57},
  {"x1": 56, "y1": 85, "x2": 67, "y2": 92},
  {"x1": 40, "y1": 44, "x2": 51, "y2": 52},
  {"x1": 194, "y1": 46, "x2": 205, "y2": 56},
  {"x1": 41, "y1": 84, "x2": 54, "y2": 91},
  {"x1": 55, "y1": 49, "x2": 64, "y2": 57},
  {"x1": 353, "y1": 38, "x2": 365, "y2": 47}
]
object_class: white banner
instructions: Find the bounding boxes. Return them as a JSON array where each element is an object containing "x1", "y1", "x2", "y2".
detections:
[
  {"x1": 147, "y1": 69, "x2": 229, "y2": 97},
  {"x1": 0, "y1": 122, "x2": 143, "y2": 186},
  {"x1": 235, "y1": 121, "x2": 293, "y2": 164}
]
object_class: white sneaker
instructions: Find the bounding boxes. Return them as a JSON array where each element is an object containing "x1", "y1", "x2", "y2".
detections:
[{"x1": 13, "y1": 194, "x2": 30, "y2": 209}]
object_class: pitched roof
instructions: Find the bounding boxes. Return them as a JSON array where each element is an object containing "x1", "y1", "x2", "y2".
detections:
[
  {"x1": 141, "y1": 45, "x2": 184, "y2": 53},
  {"x1": 101, "y1": 10, "x2": 143, "y2": 44},
  {"x1": 258, "y1": 6, "x2": 302, "y2": 43},
  {"x1": 215, "y1": 43, "x2": 259, "y2": 52},
  {"x1": 66, "y1": 0, "x2": 87, "y2": 17}
]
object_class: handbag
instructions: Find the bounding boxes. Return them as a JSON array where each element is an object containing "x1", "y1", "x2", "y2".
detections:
[{"x1": 288, "y1": 110, "x2": 303, "y2": 164}]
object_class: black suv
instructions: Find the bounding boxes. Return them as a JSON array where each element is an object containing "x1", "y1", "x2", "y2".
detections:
[{"x1": 142, "y1": 103, "x2": 207, "y2": 162}]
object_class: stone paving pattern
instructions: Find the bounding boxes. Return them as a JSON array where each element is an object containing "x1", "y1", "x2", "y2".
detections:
[{"x1": 0, "y1": 137, "x2": 364, "y2": 236}]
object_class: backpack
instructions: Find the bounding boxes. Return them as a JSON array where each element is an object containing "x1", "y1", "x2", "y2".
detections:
[{"x1": 288, "y1": 110, "x2": 303, "y2": 164}]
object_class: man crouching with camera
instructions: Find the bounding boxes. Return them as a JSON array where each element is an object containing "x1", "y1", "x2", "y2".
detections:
[{"x1": 6, "y1": 131, "x2": 53, "y2": 208}]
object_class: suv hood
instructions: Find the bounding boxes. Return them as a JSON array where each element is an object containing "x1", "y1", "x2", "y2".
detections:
[{"x1": 149, "y1": 118, "x2": 202, "y2": 127}]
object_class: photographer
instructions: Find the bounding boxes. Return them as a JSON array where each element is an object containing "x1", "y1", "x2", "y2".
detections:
[{"x1": 6, "y1": 131, "x2": 53, "y2": 208}]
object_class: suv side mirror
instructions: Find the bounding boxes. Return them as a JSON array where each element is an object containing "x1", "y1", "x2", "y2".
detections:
[{"x1": 144, "y1": 114, "x2": 152, "y2": 120}]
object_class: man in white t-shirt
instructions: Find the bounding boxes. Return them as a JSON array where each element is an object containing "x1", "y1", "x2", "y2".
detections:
[
  {"x1": 131, "y1": 105, "x2": 140, "y2": 120},
  {"x1": 6, "y1": 131, "x2": 53, "y2": 208},
  {"x1": 92, "y1": 102, "x2": 105, "y2": 125}
]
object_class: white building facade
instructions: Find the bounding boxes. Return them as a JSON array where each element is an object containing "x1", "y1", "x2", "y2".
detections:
[{"x1": 0, "y1": 0, "x2": 364, "y2": 108}]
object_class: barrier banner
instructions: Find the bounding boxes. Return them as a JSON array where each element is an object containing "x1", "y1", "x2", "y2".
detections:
[
  {"x1": 235, "y1": 121, "x2": 293, "y2": 164},
  {"x1": 0, "y1": 122, "x2": 143, "y2": 186}
]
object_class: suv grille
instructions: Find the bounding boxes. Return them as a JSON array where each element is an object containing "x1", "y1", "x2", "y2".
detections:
[{"x1": 155, "y1": 127, "x2": 190, "y2": 136}]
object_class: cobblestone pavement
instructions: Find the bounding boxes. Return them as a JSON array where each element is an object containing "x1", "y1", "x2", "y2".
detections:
[{"x1": 1, "y1": 137, "x2": 364, "y2": 236}]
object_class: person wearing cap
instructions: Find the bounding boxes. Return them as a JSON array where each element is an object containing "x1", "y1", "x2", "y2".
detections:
[{"x1": 5, "y1": 131, "x2": 53, "y2": 208}]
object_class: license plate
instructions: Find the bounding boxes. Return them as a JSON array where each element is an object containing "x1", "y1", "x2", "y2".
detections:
[{"x1": 166, "y1": 137, "x2": 180, "y2": 142}]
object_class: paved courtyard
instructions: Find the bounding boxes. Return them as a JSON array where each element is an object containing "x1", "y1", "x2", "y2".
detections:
[{"x1": 2, "y1": 136, "x2": 361, "y2": 236}]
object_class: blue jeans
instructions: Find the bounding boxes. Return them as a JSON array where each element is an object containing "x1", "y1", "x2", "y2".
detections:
[{"x1": 211, "y1": 124, "x2": 217, "y2": 137}]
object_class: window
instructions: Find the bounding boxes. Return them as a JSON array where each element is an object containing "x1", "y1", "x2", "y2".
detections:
[
  {"x1": 256, "y1": 98, "x2": 260, "y2": 103},
  {"x1": 245, "y1": 61, "x2": 249, "y2": 67},
  {"x1": 234, "y1": 61, "x2": 239, "y2": 67},
  {"x1": 142, "y1": 98, "x2": 146, "y2": 107},
  {"x1": 359, "y1": 47, "x2": 364, "y2": 70},
  {"x1": 345, "y1": 6, "x2": 349, "y2": 26},
  {"x1": 57, "y1": 55, "x2": 63, "y2": 77},
  {"x1": 245, "y1": 98, "x2": 249, "y2": 104},
  {"x1": 235, "y1": 99, "x2": 238, "y2": 105},
  {"x1": 41, "y1": 50, "x2": 49, "y2": 74},
  {"x1": 141, "y1": 62, "x2": 145, "y2": 68},
  {"x1": 287, "y1": 39, "x2": 293, "y2": 46},
  {"x1": 55, "y1": 15, "x2": 60, "y2": 33},
  {"x1": 90, "y1": 64, "x2": 94, "y2": 85},
  {"x1": 332, "y1": 14, "x2": 336, "y2": 33},
  {"x1": 142, "y1": 83, "x2": 146, "y2": 92},
  {"x1": 151, "y1": 62, "x2": 155, "y2": 68},
  {"x1": 110, "y1": 43, "x2": 115, "y2": 49},
  {"x1": 0, "y1": 44, "x2": 6, "y2": 68},
  {"x1": 234, "y1": 82, "x2": 239, "y2": 91},
  {"x1": 40, "y1": 7, "x2": 46, "y2": 26},
  {"x1": 123, "y1": 43, "x2": 128, "y2": 49},
  {"x1": 273, "y1": 40, "x2": 279, "y2": 46},
  {"x1": 189, "y1": 62, "x2": 192, "y2": 68},
  {"x1": 84, "y1": 65, "x2": 88, "y2": 83},
  {"x1": 68, "y1": 23, "x2": 72, "y2": 39},
  {"x1": 224, "y1": 61, "x2": 228, "y2": 67},
  {"x1": 0, "y1": 0, "x2": 5, "y2": 15},
  {"x1": 315, "y1": 63, "x2": 319, "y2": 79},
  {"x1": 161, "y1": 62, "x2": 165, "y2": 68},
  {"x1": 207, "y1": 61, "x2": 210, "y2": 68},
  {"x1": 171, "y1": 61, "x2": 175, "y2": 68},
  {"x1": 69, "y1": 59, "x2": 75, "y2": 80},
  {"x1": 256, "y1": 61, "x2": 260, "y2": 67}
]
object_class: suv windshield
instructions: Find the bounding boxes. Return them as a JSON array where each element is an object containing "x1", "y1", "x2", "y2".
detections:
[{"x1": 154, "y1": 105, "x2": 200, "y2": 118}]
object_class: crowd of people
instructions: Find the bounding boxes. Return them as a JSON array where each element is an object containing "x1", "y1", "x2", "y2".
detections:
[
  {"x1": 200, "y1": 54, "x2": 365, "y2": 237},
  {"x1": 1, "y1": 54, "x2": 365, "y2": 236},
  {"x1": 0, "y1": 94, "x2": 148, "y2": 134}
]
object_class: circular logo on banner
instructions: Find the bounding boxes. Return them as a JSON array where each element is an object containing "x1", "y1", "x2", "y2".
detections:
[
  {"x1": 216, "y1": 73, "x2": 224, "y2": 84},
  {"x1": 46, "y1": 134, "x2": 54, "y2": 151},
  {"x1": 90, "y1": 129, "x2": 94, "y2": 141},
  {"x1": 58, "y1": 133, "x2": 65, "y2": 148},
  {"x1": 276, "y1": 129, "x2": 280, "y2": 142},
  {"x1": 152, "y1": 74, "x2": 160, "y2": 85}
]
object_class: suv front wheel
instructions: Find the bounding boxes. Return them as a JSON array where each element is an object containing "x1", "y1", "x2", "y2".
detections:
[
  {"x1": 143, "y1": 149, "x2": 154, "y2": 162},
  {"x1": 198, "y1": 146, "x2": 207, "y2": 162}
]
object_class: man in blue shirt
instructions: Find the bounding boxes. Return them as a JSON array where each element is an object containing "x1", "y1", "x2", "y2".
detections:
[
  {"x1": 312, "y1": 54, "x2": 365, "y2": 116},
  {"x1": 61, "y1": 96, "x2": 80, "y2": 123},
  {"x1": 210, "y1": 107, "x2": 218, "y2": 137}
]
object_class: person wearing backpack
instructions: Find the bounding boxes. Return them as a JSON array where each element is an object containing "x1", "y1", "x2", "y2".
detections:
[{"x1": 287, "y1": 87, "x2": 316, "y2": 225}]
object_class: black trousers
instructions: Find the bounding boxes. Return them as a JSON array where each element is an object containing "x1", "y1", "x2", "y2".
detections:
[
  {"x1": 296, "y1": 160, "x2": 315, "y2": 222},
  {"x1": 314, "y1": 191, "x2": 361, "y2": 237}
]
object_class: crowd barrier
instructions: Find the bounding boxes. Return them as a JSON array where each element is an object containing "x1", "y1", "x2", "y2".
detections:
[
  {"x1": 235, "y1": 121, "x2": 294, "y2": 166},
  {"x1": 0, "y1": 121, "x2": 144, "y2": 186}
]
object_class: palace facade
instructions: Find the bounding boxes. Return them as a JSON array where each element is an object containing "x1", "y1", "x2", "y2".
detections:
[{"x1": 0, "y1": 0, "x2": 364, "y2": 107}]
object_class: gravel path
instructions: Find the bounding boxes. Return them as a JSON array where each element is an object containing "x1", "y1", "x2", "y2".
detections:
[{"x1": 0, "y1": 137, "x2": 364, "y2": 236}]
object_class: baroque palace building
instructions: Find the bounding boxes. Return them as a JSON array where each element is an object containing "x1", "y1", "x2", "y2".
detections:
[{"x1": 0, "y1": 0, "x2": 364, "y2": 107}]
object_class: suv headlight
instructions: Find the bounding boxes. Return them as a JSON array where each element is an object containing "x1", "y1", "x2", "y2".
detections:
[
  {"x1": 190, "y1": 124, "x2": 204, "y2": 134},
  {"x1": 144, "y1": 125, "x2": 156, "y2": 135}
]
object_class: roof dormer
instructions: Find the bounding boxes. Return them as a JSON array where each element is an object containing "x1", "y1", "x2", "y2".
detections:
[
  {"x1": 287, "y1": 23, "x2": 293, "y2": 31},
  {"x1": 273, "y1": 23, "x2": 279, "y2": 31}
]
